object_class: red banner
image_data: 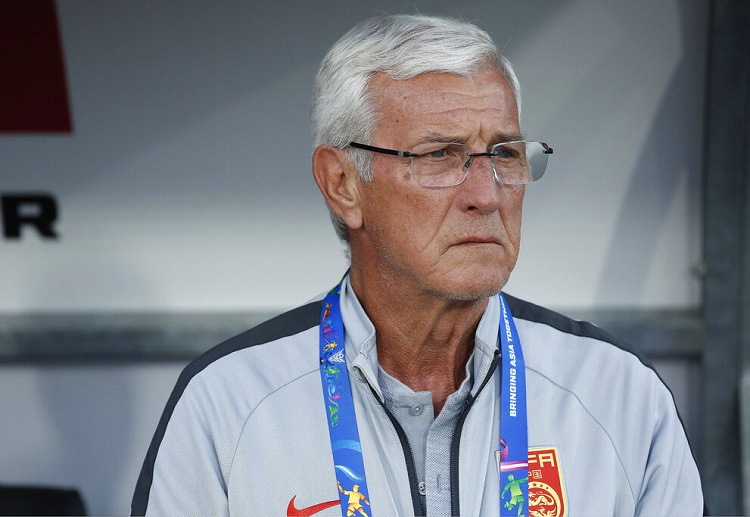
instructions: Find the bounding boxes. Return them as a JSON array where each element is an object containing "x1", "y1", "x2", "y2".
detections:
[{"x1": 0, "y1": 0, "x2": 72, "y2": 132}]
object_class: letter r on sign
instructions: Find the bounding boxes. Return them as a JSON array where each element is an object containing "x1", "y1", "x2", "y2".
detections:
[{"x1": 2, "y1": 193, "x2": 59, "y2": 239}]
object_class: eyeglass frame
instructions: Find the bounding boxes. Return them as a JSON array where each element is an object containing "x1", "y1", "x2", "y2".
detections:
[{"x1": 347, "y1": 140, "x2": 553, "y2": 187}]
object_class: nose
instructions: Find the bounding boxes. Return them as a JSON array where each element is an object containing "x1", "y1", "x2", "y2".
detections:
[{"x1": 459, "y1": 152, "x2": 504, "y2": 213}]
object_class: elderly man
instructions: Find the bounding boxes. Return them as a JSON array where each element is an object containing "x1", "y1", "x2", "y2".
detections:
[{"x1": 132, "y1": 14, "x2": 703, "y2": 516}]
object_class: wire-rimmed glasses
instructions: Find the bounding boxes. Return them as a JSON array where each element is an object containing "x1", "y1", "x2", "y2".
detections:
[{"x1": 348, "y1": 140, "x2": 553, "y2": 187}]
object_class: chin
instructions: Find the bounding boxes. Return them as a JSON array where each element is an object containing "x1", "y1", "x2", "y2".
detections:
[
  {"x1": 440, "y1": 245, "x2": 516, "y2": 292},
  {"x1": 435, "y1": 267, "x2": 510, "y2": 301}
]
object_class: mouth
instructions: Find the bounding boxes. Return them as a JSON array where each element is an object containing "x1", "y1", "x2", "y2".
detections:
[{"x1": 455, "y1": 237, "x2": 502, "y2": 246}]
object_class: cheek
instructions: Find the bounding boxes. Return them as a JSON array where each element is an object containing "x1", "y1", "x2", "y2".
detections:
[
  {"x1": 373, "y1": 182, "x2": 449, "y2": 238},
  {"x1": 405, "y1": 193, "x2": 455, "y2": 248},
  {"x1": 500, "y1": 186, "x2": 525, "y2": 239},
  {"x1": 360, "y1": 182, "x2": 414, "y2": 244}
]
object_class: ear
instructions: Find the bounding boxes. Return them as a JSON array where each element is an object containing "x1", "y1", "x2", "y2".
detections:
[{"x1": 312, "y1": 145, "x2": 364, "y2": 230}]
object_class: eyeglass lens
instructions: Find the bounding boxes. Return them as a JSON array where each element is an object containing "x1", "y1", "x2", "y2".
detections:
[{"x1": 411, "y1": 141, "x2": 549, "y2": 187}]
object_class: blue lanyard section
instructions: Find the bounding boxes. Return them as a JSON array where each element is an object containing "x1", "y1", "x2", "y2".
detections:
[
  {"x1": 319, "y1": 280, "x2": 527, "y2": 517},
  {"x1": 498, "y1": 293, "x2": 529, "y2": 517},
  {"x1": 320, "y1": 283, "x2": 371, "y2": 516}
]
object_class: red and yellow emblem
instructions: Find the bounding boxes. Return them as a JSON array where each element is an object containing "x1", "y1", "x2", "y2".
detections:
[{"x1": 528, "y1": 447, "x2": 567, "y2": 517}]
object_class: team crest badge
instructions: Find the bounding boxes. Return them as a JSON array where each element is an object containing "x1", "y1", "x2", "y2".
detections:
[{"x1": 527, "y1": 447, "x2": 567, "y2": 517}]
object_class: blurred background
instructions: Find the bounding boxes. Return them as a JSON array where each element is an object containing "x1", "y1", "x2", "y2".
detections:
[{"x1": 0, "y1": 0, "x2": 747, "y2": 514}]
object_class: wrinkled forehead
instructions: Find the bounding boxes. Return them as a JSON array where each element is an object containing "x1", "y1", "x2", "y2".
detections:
[{"x1": 367, "y1": 69, "x2": 520, "y2": 139}]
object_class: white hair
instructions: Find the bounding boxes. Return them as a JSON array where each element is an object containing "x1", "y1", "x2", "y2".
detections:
[{"x1": 311, "y1": 14, "x2": 522, "y2": 243}]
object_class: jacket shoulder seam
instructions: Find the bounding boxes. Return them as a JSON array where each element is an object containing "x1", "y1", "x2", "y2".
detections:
[
  {"x1": 227, "y1": 368, "x2": 319, "y2": 483},
  {"x1": 503, "y1": 292, "x2": 651, "y2": 367}
]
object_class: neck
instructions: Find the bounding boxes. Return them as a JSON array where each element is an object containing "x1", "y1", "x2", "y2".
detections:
[{"x1": 348, "y1": 265, "x2": 489, "y2": 414}]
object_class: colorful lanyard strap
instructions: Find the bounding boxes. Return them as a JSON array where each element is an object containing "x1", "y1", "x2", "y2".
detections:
[
  {"x1": 319, "y1": 279, "x2": 528, "y2": 517},
  {"x1": 498, "y1": 293, "x2": 529, "y2": 517}
]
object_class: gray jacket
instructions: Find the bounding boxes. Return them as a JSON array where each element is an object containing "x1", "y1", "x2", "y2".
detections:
[{"x1": 132, "y1": 280, "x2": 703, "y2": 516}]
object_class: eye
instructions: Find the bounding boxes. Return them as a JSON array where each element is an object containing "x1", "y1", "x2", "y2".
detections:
[
  {"x1": 417, "y1": 144, "x2": 464, "y2": 161},
  {"x1": 493, "y1": 143, "x2": 522, "y2": 160},
  {"x1": 495, "y1": 148, "x2": 513, "y2": 159}
]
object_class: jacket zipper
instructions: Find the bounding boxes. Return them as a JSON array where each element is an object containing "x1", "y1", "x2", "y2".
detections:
[
  {"x1": 362, "y1": 347, "x2": 501, "y2": 516},
  {"x1": 367, "y1": 384, "x2": 427, "y2": 516},
  {"x1": 449, "y1": 348, "x2": 502, "y2": 516}
]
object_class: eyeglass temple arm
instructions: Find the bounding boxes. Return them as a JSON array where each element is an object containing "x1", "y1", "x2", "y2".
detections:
[{"x1": 348, "y1": 142, "x2": 418, "y2": 158}]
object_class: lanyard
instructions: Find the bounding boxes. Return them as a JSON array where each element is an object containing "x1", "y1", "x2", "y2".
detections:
[
  {"x1": 497, "y1": 294, "x2": 529, "y2": 517},
  {"x1": 319, "y1": 279, "x2": 528, "y2": 516}
]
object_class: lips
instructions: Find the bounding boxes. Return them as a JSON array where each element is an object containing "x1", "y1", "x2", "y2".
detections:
[{"x1": 456, "y1": 236, "x2": 501, "y2": 245}]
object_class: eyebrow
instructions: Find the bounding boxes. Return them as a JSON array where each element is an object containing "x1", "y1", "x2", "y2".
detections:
[
  {"x1": 490, "y1": 132, "x2": 526, "y2": 143},
  {"x1": 415, "y1": 132, "x2": 469, "y2": 145},
  {"x1": 414, "y1": 131, "x2": 527, "y2": 147}
]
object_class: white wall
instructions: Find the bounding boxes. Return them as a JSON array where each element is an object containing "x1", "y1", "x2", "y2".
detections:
[
  {"x1": 0, "y1": 0, "x2": 709, "y2": 514},
  {"x1": 0, "y1": 0, "x2": 708, "y2": 312}
]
